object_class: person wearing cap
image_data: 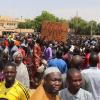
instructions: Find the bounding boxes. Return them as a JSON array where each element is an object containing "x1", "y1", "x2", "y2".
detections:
[
  {"x1": 13, "y1": 51, "x2": 30, "y2": 88},
  {"x1": 30, "y1": 67, "x2": 62, "y2": 100}
]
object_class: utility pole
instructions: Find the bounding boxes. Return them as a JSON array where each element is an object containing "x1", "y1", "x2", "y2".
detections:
[
  {"x1": 91, "y1": 23, "x2": 93, "y2": 36},
  {"x1": 76, "y1": 9, "x2": 78, "y2": 17},
  {"x1": 20, "y1": 16, "x2": 22, "y2": 33},
  {"x1": 76, "y1": 9, "x2": 79, "y2": 34}
]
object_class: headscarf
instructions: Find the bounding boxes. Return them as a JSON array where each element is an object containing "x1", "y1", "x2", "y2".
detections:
[{"x1": 13, "y1": 51, "x2": 23, "y2": 61}]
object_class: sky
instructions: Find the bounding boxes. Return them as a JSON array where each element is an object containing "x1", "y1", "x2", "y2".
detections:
[{"x1": 0, "y1": 0, "x2": 100, "y2": 22}]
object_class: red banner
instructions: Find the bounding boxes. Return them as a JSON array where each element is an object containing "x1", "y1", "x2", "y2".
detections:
[{"x1": 41, "y1": 21, "x2": 68, "y2": 42}]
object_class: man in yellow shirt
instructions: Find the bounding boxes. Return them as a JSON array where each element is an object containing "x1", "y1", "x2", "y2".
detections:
[{"x1": 0, "y1": 62, "x2": 30, "y2": 100}]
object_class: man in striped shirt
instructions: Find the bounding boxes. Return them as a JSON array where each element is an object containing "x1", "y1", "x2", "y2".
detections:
[{"x1": 0, "y1": 62, "x2": 30, "y2": 100}]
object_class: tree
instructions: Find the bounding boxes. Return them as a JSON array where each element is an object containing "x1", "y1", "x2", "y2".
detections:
[
  {"x1": 18, "y1": 19, "x2": 34, "y2": 29},
  {"x1": 18, "y1": 22, "x2": 26, "y2": 29},
  {"x1": 86, "y1": 21, "x2": 97, "y2": 35},
  {"x1": 33, "y1": 11, "x2": 58, "y2": 32},
  {"x1": 95, "y1": 23, "x2": 100, "y2": 35},
  {"x1": 69, "y1": 17, "x2": 87, "y2": 35},
  {"x1": 57, "y1": 18, "x2": 68, "y2": 24}
]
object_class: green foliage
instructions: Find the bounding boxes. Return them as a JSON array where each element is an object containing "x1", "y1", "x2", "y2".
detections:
[
  {"x1": 17, "y1": 11, "x2": 100, "y2": 35},
  {"x1": 69, "y1": 17, "x2": 99, "y2": 35},
  {"x1": 69, "y1": 17, "x2": 88, "y2": 35},
  {"x1": 95, "y1": 23, "x2": 100, "y2": 35},
  {"x1": 33, "y1": 11, "x2": 58, "y2": 32},
  {"x1": 86, "y1": 21, "x2": 97, "y2": 35},
  {"x1": 18, "y1": 19, "x2": 34, "y2": 29}
]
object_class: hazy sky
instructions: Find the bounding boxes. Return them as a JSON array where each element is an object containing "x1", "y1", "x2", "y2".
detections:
[{"x1": 0, "y1": 0, "x2": 100, "y2": 22}]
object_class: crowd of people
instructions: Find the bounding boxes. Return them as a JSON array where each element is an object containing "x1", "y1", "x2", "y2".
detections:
[{"x1": 0, "y1": 32, "x2": 100, "y2": 100}]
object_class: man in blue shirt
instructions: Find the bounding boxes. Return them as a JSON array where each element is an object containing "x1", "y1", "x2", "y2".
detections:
[{"x1": 48, "y1": 50, "x2": 67, "y2": 74}]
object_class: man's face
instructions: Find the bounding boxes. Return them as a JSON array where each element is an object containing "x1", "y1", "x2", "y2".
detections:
[
  {"x1": 67, "y1": 72, "x2": 82, "y2": 94},
  {"x1": 15, "y1": 54, "x2": 22, "y2": 64},
  {"x1": 4, "y1": 66, "x2": 16, "y2": 83},
  {"x1": 44, "y1": 72, "x2": 62, "y2": 95}
]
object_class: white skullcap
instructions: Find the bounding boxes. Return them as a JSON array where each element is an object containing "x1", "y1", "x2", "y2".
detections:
[
  {"x1": 13, "y1": 51, "x2": 23, "y2": 61},
  {"x1": 37, "y1": 64, "x2": 45, "y2": 73},
  {"x1": 44, "y1": 67, "x2": 61, "y2": 76}
]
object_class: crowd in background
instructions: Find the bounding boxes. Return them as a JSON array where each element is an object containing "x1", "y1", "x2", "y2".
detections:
[{"x1": 0, "y1": 32, "x2": 100, "y2": 100}]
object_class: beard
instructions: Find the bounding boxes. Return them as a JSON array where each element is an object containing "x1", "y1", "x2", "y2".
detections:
[
  {"x1": 15, "y1": 60, "x2": 22, "y2": 65},
  {"x1": 43, "y1": 84, "x2": 59, "y2": 96}
]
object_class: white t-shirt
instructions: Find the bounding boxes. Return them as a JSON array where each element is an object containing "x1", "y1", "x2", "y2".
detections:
[{"x1": 59, "y1": 88, "x2": 94, "y2": 100}]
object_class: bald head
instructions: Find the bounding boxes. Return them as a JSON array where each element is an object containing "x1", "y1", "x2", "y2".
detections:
[
  {"x1": 89, "y1": 53, "x2": 99, "y2": 67},
  {"x1": 70, "y1": 55, "x2": 83, "y2": 70},
  {"x1": 67, "y1": 68, "x2": 81, "y2": 80},
  {"x1": 66, "y1": 68, "x2": 82, "y2": 94}
]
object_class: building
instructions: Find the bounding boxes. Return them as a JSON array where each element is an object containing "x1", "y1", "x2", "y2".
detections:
[
  {"x1": 0, "y1": 16, "x2": 34, "y2": 35},
  {"x1": 0, "y1": 16, "x2": 22, "y2": 30}
]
